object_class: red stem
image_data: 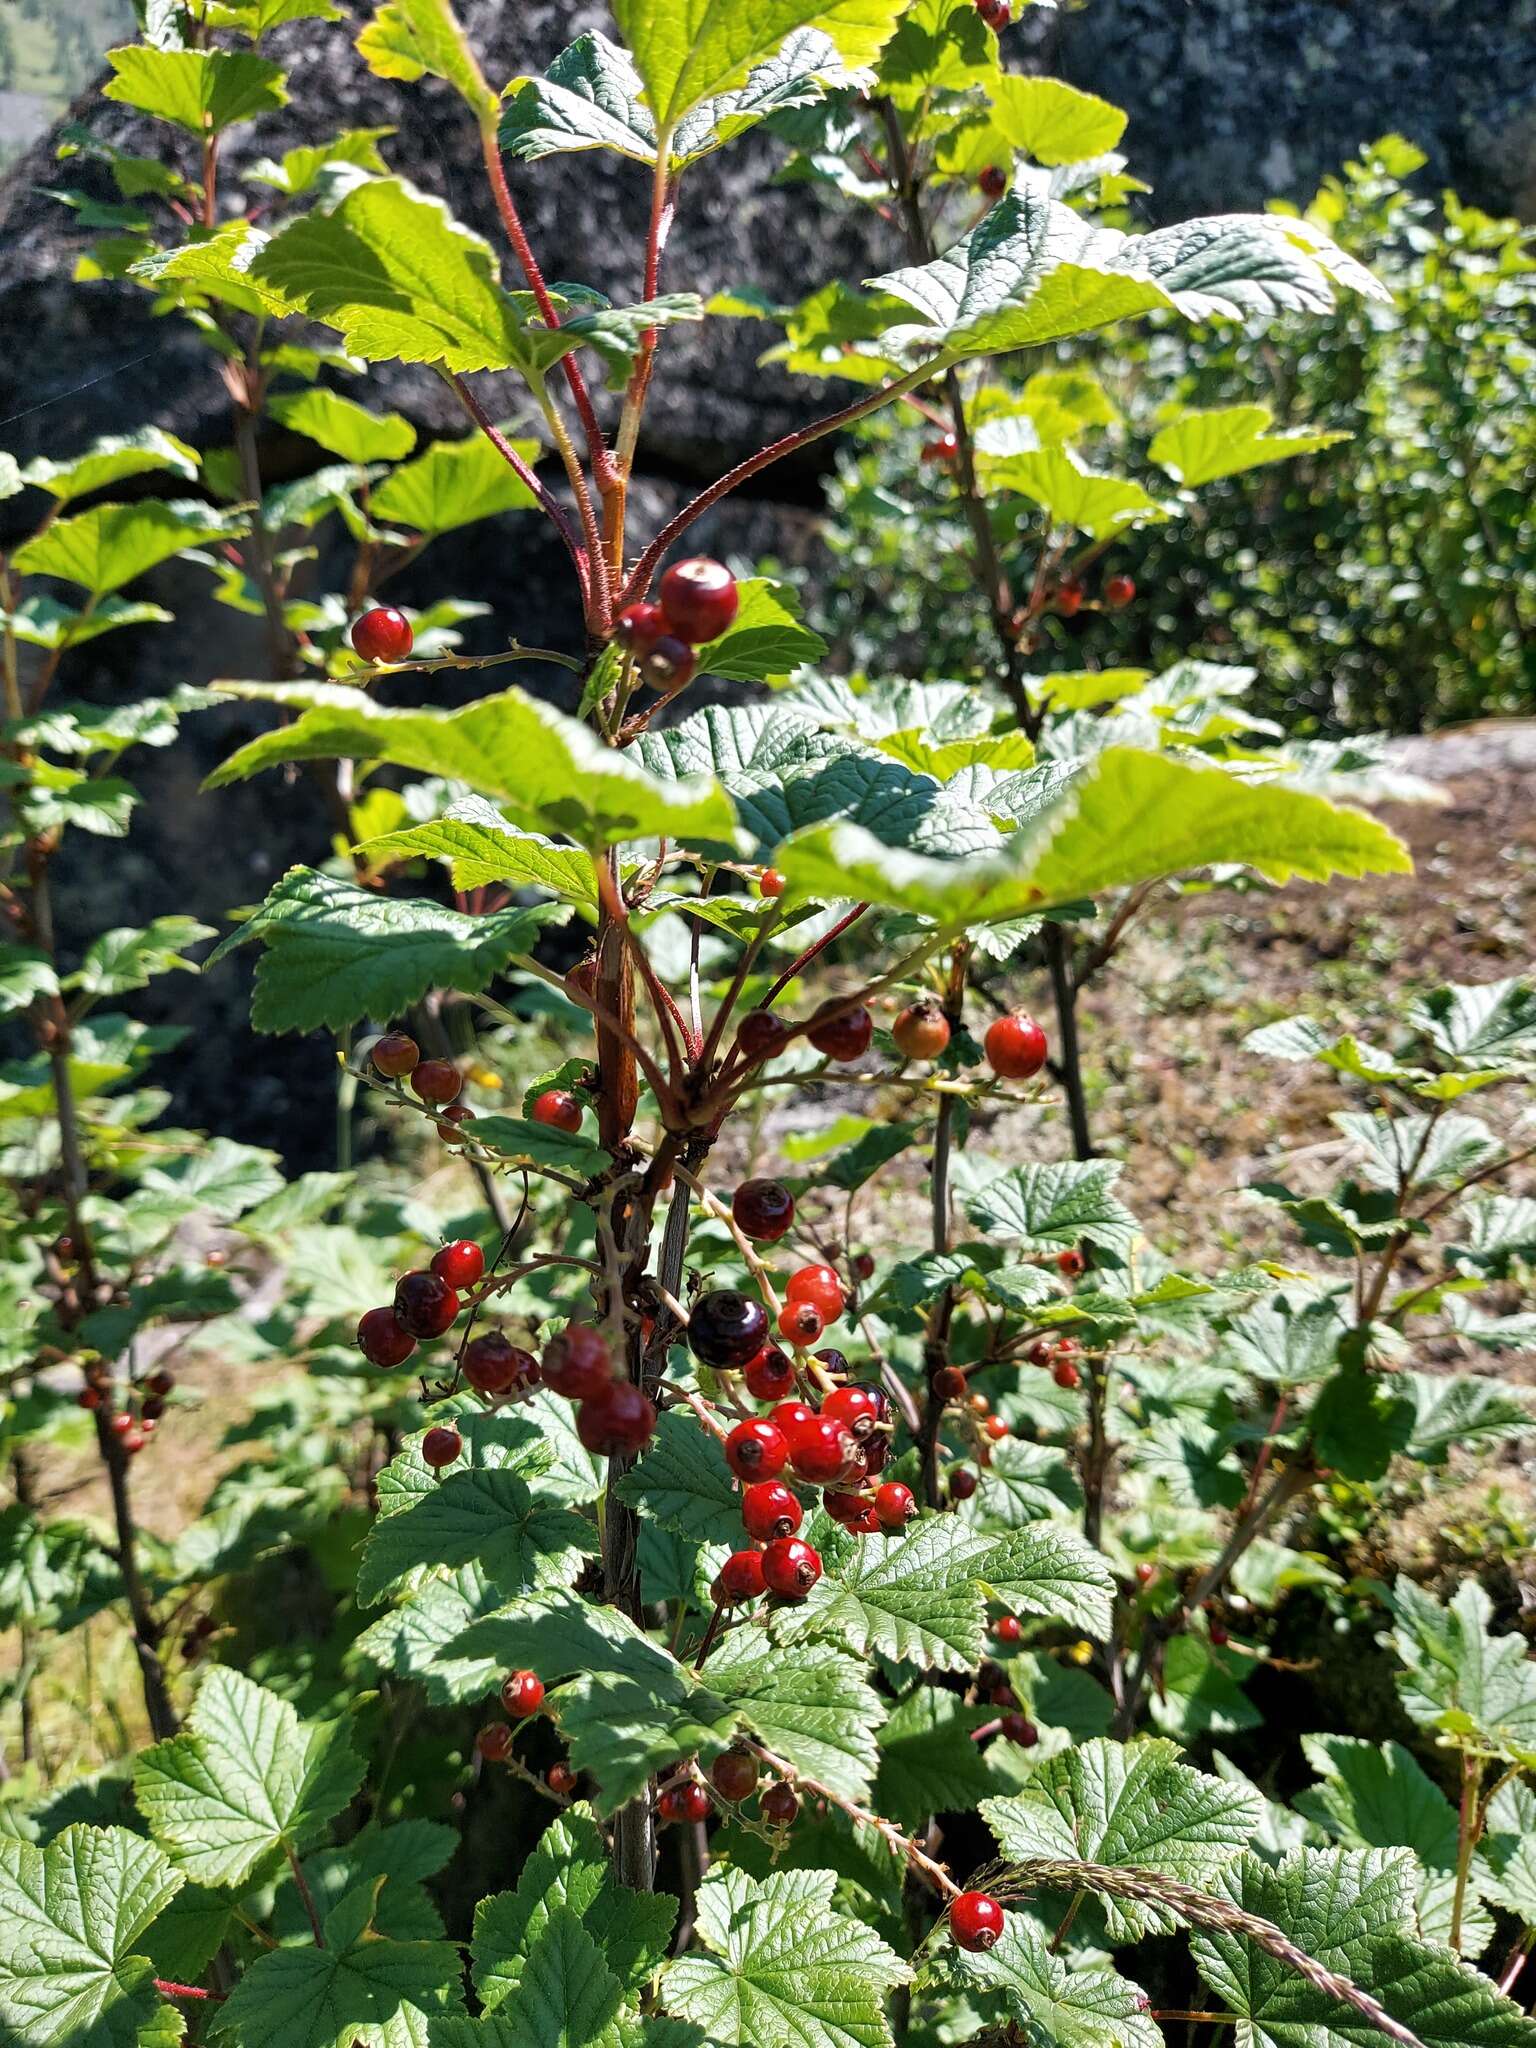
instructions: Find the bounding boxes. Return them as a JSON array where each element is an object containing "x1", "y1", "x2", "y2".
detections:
[
  {"x1": 154, "y1": 1980, "x2": 224, "y2": 2003},
  {"x1": 447, "y1": 374, "x2": 589, "y2": 600},
  {"x1": 760, "y1": 904, "x2": 870, "y2": 1011}
]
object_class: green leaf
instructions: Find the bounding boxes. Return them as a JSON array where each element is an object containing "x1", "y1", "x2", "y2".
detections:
[
  {"x1": 1308, "y1": 1366, "x2": 1416, "y2": 1483},
  {"x1": 361, "y1": 802, "x2": 603, "y2": 905},
  {"x1": 982, "y1": 1738, "x2": 1261, "y2": 1939},
  {"x1": 1483, "y1": 1778, "x2": 1536, "y2": 1927},
  {"x1": 0, "y1": 1824, "x2": 183, "y2": 2048},
  {"x1": 706, "y1": 1633, "x2": 885, "y2": 1803},
  {"x1": 1412, "y1": 978, "x2": 1536, "y2": 1070},
  {"x1": 1148, "y1": 1634, "x2": 1261, "y2": 1739},
  {"x1": 1149, "y1": 403, "x2": 1350, "y2": 487},
  {"x1": 207, "y1": 684, "x2": 740, "y2": 849},
  {"x1": 976, "y1": 444, "x2": 1170, "y2": 539},
  {"x1": 356, "y1": 1464, "x2": 597, "y2": 1608},
  {"x1": 450, "y1": 1904, "x2": 637, "y2": 2048},
  {"x1": 774, "y1": 1517, "x2": 992, "y2": 1671},
  {"x1": 13, "y1": 499, "x2": 247, "y2": 599},
  {"x1": 0, "y1": 944, "x2": 59, "y2": 1017},
  {"x1": 500, "y1": 34, "x2": 657, "y2": 165},
  {"x1": 267, "y1": 388, "x2": 417, "y2": 464},
  {"x1": 466, "y1": 1114, "x2": 608, "y2": 1179},
  {"x1": 0, "y1": 594, "x2": 176, "y2": 652},
  {"x1": 1221, "y1": 1295, "x2": 1345, "y2": 1390},
  {"x1": 1403, "y1": 1373, "x2": 1533, "y2": 1466},
  {"x1": 103, "y1": 45, "x2": 288, "y2": 133},
  {"x1": 613, "y1": 1410, "x2": 744, "y2": 1546},
  {"x1": 136, "y1": 1136, "x2": 285, "y2": 1222},
  {"x1": 976, "y1": 1525, "x2": 1115, "y2": 1639},
  {"x1": 1297, "y1": 1734, "x2": 1460, "y2": 1879},
  {"x1": 554, "y1": 1652, "x2": 740, "y2": 1815},
  {"x1": 660, "y1": 1866, "x2": 909, "y2": 2048},
  {"x1": 1333, "y1": 1110, "x2": 1503, "y2": 1192},
  {"x1": 612, "y1": 0, "x2": 906, "y2": 131},
  {"x1": 1390, "y1": 1579, "x2": 1536, "y2": 1765},
  {"x1": 356, "y1": 0, "x2": 496, "y2": 114},
  {"x1": 368, "y1": 429, "x2": 541, "y2": 533},
  {"x1": 946, "y1": 1911, "x2": 1162, "y2": 2048},
  {"x1": 206, "y1": 867, "x2": 567, "y2": 1035},
  {"x1": 874, "y1": 1687, "x2": 1001, "y2": 1831},
  {"x1": 245, "y1": 126, "x2": 395, "y2": 194},
  {"x1": 21, "y1": 429, "x2": 200, "y2": 503},
  {"x1": 964, "y1": 1158, "x2": 1139, "y2": 1256},
  {"x1": 695, "y1": 578, "x2": 827, "y2": 684},
  {"x1": 354, "y1": 1566, "x2": 506, "y2": 1704},
  {"x1": 133, "y1": 1667, "x2": 365, "y2": 1888},
  {"x1": 67, "y1": 917, "x2": 214, "y2": 998}
]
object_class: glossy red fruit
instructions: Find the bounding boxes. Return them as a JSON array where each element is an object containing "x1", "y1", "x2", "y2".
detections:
[
  {"x1": 111, "y1": 1412, "x2": 133, "y2": 1436},
  {"x1": 690, "y1": 1290, "x2": 771, "y2": 1368},
  {"x1": 979, "y1": 163, "x2": 1008, "y2": 199},
  {"x1": 874, "y1": 1481, "x2": 916, "y2": 1530},
  {"x1": 984, "y1": 1011, "x2": 1048, "y2": 1080},
  {"x1": 1135, "y1": 1561, "x2": 1157, "y2": 1587},
  {"x1": 422, "y1": 1424, "x2": 462, "y2": 1469},
  {"x1": 615, "y1": 600, "x2": 666, "y2": 653},
  {"x1": 77, "y1": 1386, "x2": 102, "y2": 1410},
  {"x1": 975, "y1": 0, "x2": 1010, "y2": 26},
  {"x1": 725, "y1": 1418, "x2": 789, "y2": 1481},
  {"x1": 789, "y1": 1417, "x2": 856, "y2": 1485},
  {"x1": 991, "y1": 1613, "x2": 1022, "y2": 1645},
  {"x1": 394, "y1": 1269, "x2": 460, "y2": 1339},
  {"x1": 715, "y1": 1549, "x2": 768, "y2": 1603},
  {"x1": 547, "y1": 1762, "x2": 577, "y2": 1796},
  {"x1": 146, "y1": 1368, "x2": 174, "y2": 1397},
  {"x1": 432, "y1": 1240, "x2": 485, "y2": 1290},
  {"x1": 892, "y1": 1000, "x2": 951, "y2": 1061},
  {"x1": 464, "y1": 1331, "x2": 537, "y2": 1397},
  {"x1": 358, "y1": 1304, "x2": 417, "y2": 1370},
  {"x1": 1209, "y1": 1622, "x2": 1230, "y2": 1648},
  {"x1": 932, "y1": 1365, "x2": 968, "y2": 1403},
  {"x1": 920, "y1": 432, "x2": 959, "y2": 464},
  {"x1": 437, "y1": 1105, "x2": 476, "y2": 1145},
  {"x1": 659, "y1": 1779, "x2": 712, "y2": 1824},
  {"x1": 758, "y1": 868, "x2": 786, "y2": 899},
  {"x1": 352, "y1": 606, "x2": 413, "y2": 663},
  {"x1": 951, "y1": 1891, "x2": 1006, "y2": 1952},
  {"x1": 1053, "y1": 1358, "x2": 1081, "y2": 1390},
  {"x1": 659, "y1": 557, "x2": 740, "y2": 643},
  {"x1": 1057, "y1": 1247, "x2": 1085, "y2": 1278},
  {"x1": 372, "y1": 1030, "x2": 420, "y2": 1078},
  {"x1": 411, "y1": 1058, "x2": 461, "y2": 1105},
  {"x1": 821, "y1": 1384, "x2": 882, "y2": 1440},
  {"x1": 732, "y1": 1178, "x2": 795, "y2": 1244},
  {"x1": 847, "y1": 1503, "x2": 881, "y2": 1533},
  {"x1": 476, "y1": 1722, "x2": 513, "y2": 1763},
  {"x1": 823, "y1": 1488, "x2": 870, "y2": 1525},
  {"x1": 762, "y1": 1536, "x2": 823, "y2": 1599},
  {"x1": 815, "y1": 1346, "x2": 854, "y2": 1380},
  {"x1": 737, "y1": 1009, "x2": 790, "y2": 1062},
  {"x1": 778, "y1": 1300, "x2": 824, "y2": 1346},
  {"x1": 741, "y1": 1480, "x2": 802, "y2": 1542},
  {"x1": 761, "y1": 1782, "x2": 800, "y2": 1826},
  {"x1": 949, "y1": 1465, "x2": 978, "y2": 1502},
  {"x1": 985, "y1": 1414, "x2": 1009, "y2": 1442},
  {"x1": 576, "y1": 1381, "x2": 656, "y2": 1455},
  {"x1": 124, "y1": 1428, "x2": 146, "y2": 1454},
  {"x1": 640, "y1": 634, "x2": 697, "y2": 693},
  {"x1": 744, "y1": 1347, "x2": 797, "y2": 1404},
  {"x1": 532, "y1": 1089, "x2": 583, "y2": 1133},
  {"x1": 770, "y1": 1399, "x2": 817, "y2": 1438},
  {"x1": 807, "y1": 1001, "x2": 873, "y2": 1063},
  {"x1": 1001, "y1": 1713, "x2": 1039, "y2": 1748},
  {"x1": 862, "y1": 1434, "x2": 889, "y2": 1475},
  {"x1": 1104, "y1": 573, "x2": 1136, "y2": 609},
  {"x1": 786, "y1": 1264, "x2": 844, "y2": 1321},
  {"x1": 1026, "y1": 1338, "x2": 1055, "y2": 1369},
  {"x1": 711, "y1": 1750, "x2": 759, "y2": 1801},
  {"x1": 542, "y1": 1325, "x2": 614, "y2": 1401},
  {"x1": 852, "y1": 1251, "x2": 875, "y2": 1282},
  {"x1": 501, "y1": 1669, "x2": 545, "y2": 1717},
  {"x1": 1054, "y1": 577, "x2": 1085, "y2": 617}
]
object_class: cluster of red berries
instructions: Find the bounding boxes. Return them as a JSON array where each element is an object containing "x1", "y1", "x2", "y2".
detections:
[
  {"x1": 351, "y1": 606, "x2": 414, "y2": 664},
  {"x1": 615, "y1": 556, "x2": 739, "y2": 694},
  {"x1": 369, "y1": 1029, "x2": 477, "y2": 1146},
  {"x1": 654, "y1": 1753, "x2": 801, "y2": 1828},
  {"x1": 475, "y1": 1666, "x2": 545, "y2": 1763},
  {"x1": 78, "y1": 1364, "x2": 174, "y2": 1456},
  {"x1": 1026, "y1": 1332, "x2": 1082, "y2": 1390},
  {"x1": 356, "y1": 1237, "x2": 486, "y2": 1375}
]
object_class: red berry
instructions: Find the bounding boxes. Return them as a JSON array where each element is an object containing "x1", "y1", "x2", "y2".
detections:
[
  {"x1": 758, "y1": 868, "x2": 786, "y2": 899},
  {"x1": 786, "y1": 1264, "x2": 844, "y2": 1322},
  {"x1": 371, "y1": 1030, "x2": 420, "y2": 1078},
  {"x1": 659, "y1": 557, "x2": 740, "y2": 643},
  {"x1": 411, "y1": 1058, "x2": 461, "y2": 1105},
  {"x1": 146, "y1": 1369, "x2": 174, "y2": 1397},
  {"x1": 1053, "y1": 1359, "x2": 1081, "y2": 1390},
  {"x1": 1104, "y1": 573, "x2": 1136, "y2": 609},
  {"x1": 123, "y1": 1428, "x2": 146, "y2": 1454},
  {"x1": 815, "y1": 1346, "x2": 854, "y2": 1381},
  {"x1": 437, "y1": 1104, "x2": 476, "y2": 1145},
  {"x1": 762, "y1": 1536, "x2": 822, "y2": 1599},
  {"x1": 659, "y1": 1779, "x2": 711, "y2": 1824},
  {"x1": 852, "y1": 1252, "x2": 875, "y2": 1282},
  {"x1": 770, "y1": 1399, "x2": 816, "y2": 1438},
  {"x1": 821, "y1": 1384, "x2": 882, "y2": 1440},
  {"x1": 932, "y1": 1365, "x2": 967, "y2": 1403},
  {"x1": 892, "y1": 1000, "x2": 951, "y2": 1061},
  {"x1": 1210, "y1": 1623, "x2": 1230, "y2": 1648},
  {"x1": 422, "y1": 1424, "x2": 462, "y2": 1469},
  {"x1": 823, "y1": 1488, "x2": 870, "y2": 1525},
  {"x1": 951, "y1": 1891, "x2": 1005, "y2": 1952},
  {"x1": 531, "y1": 1089, "x2": 583, "y2": 1134},
  {"x1": 576, "y1": 1381, "x2": 655, "y2": 1455},
  {"x1": 640, "y1": 634, "x2": 697, "y2": 693},
  {"x1": 874, "y1": 1481, "x2": 915, "y2": 1530},
  {"x1": 501, "y1": 1669, "x2": 545, "y2": 1717},
  {"x1": 807, "y1": 1001, "x2": 873, "y2": 1063},
  {"x1": 991, "y1": 1613, "x2": 1022, "y2": 1644},
  {"x1": 778, "y1": 1300, "x2": 824, "y2": 1346},
  {"x1": 564, "y1": 957, "x2": 598, "y2": 1007},
  {"x1": 725, "y1": 1418, "x2": 789, "y2": 1481},
  {"x1": 432, "y1": 1240, "x2": 485, "y2": 1290},
  {"x1": 615, "y1": 601, "x2": 666, "y2": 653},
  {"x1": 542, "y1": 1324, "x2": 614, "y2": 1401},
  {"x1": 737, "y1": 1010, "x2": 790, "y2": 1062},
  {"x1": 732, "y1": 1178, "x2": 795, "y2": 1244},
  {"x1": 358, "y1": 1304, "x2": 417, "y2": 1370},
  {"x1": 920, "y1": 432, "x2": 959, "y2": 464},
  {"x1": 949, "y1": 1465, "x2": 978, "y2": 1502},
  {"x1": 711, "y1": 1750, "x2": 759, "y2": 1801},
  {"x1": 1055, "y1": 578, "x2": 1085, "y2": 617},
  {"x1": 985, "y1": 1414, "x2": 1009, "y2": 1442},
  {"x1": 979, "y1": 164, "x2": 1007, "y2": 199},
  {"x1": 1057, "y1": 1248, "x2": 1085, "y2": 1278},
  {"x1": 741, "y1": 1480, "x2": 802, "y2": 1542},
  {"x1": 984, "y1": 1012, "x2": 1048, "y2": 1080},
  {"x1": 547, "y1": 1762, "x2": 577, "y2": 1796},
  {"x1": 77, "y1": 1386, "x2": 102, "y2": 1410},
  {"x1": 476, "y1": 1722, "x2": 513, "y2": 1763},
  {"x1": 789, "y1": 1416, "x2": 856, "y2": 1485},
  {"x1": 744, "y1": 1347, "x2": 797, "y2": 1403},
  {"x1": 862, "y1": 1434, "x2": 889, "y2": 1475},
  {"x1": 1135, "y1": 1562, "x2": 1157, "y2": 1587},
  {"x1": 111, "y1": 1412, "x2": 133, "y2": 1436},
  {"x1": 1027, "y1": 1338, "x2": 1055, "y2": 1369},
  {"x1": 463, "y1": 1331, "x2": 538, "y2": 1397},
  {"x1": 690, "y1": 1290, "x2": 770, "y2": 1369},
  {"x1": 352, "y1": 606, "x2": 413, "y2": 663},
  {"x1": 1000, "y1": 1713, "x2": 1038, "y2": 1748},
  {"x1": 715, "y1": 1549, "x2": 768, "y2": 1603},
  {"x1": 761, "y1": 1782, "x2": 799, "y2": 1827},
  {"x1": 394, "y1": 1269, "x2": 460, "y2": 1339}
]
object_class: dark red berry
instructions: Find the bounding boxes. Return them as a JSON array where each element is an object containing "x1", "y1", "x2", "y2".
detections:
[
  {"x1": 715, "y1": 1549, "x2": 768, "y2": 1603},
  {"x1": 547, "y1": 1762, "x2": 577, "y2": 1796},
  {"x1": 659, "y1": 557, "x2": 739, "y2": 643},
  {"x1": 789, "y1": 1417, "x2": 856, "y2": 1485},
  {"x1": 725, "y1": 1418, "x2": 789, "y2": 1481},
  {"x1": 542, "y1": 1324, "x2": 614, "y2": 1401},
  {"x1": 821, "y1": 1384, "x2": 882, "y2": 1440},
  {"x1": 823, "y1": 1488, "x2": 870, "y2": 1525},
  {"x1": 951, "y1": 1891, "x2": 1005, "y2": 1951},
  {"x1": 770, "y1": 1399, "x2": 816, "y2": 1438},
  {"x1": 984, "y1": 1012, "x2": 1047, "y2": 1080},
  {"x1": 744, "y1": 1347, "x2": 796, "y2": 1403},
  {"x1": 146, "y1": 1368, "x2": 174, "y2": 1397},
  {"x1": 411, "y1": 1059, "x2": 461, "y2": 1105},
  {"x1": 807, "y1": 1001, "x2": 873, "y2": 1063},
  {"x1": 711, "y1": 1749, "x2": 759, "y2": 1801},
  {"x1": 1054, "y1": 578, "x2": 1085, "y2": 617},
  {"x1": 394, "y1": 1269, "x2": 460, "y2": 1339},
  {"x1": 432, "y1": 1240, "x2": 485, "y2": 1290},
  {"x1": 991, "y1": 1613, "x2": 1022, "y2": 1645},
  {"x1": 640, "y1": 634, "x2": 697, "y2": 692},
  {"x1": 874, "y1": 1481, "x2": 915, "y2": 1530},
  {"x1": 1210, "y1": 1623, "x2": 1230, "y2": 1648},
  {"x1": 575, "y1": 1381, "x2": 655, "y2": 1455},
  {"x1": 689, "y1": 1290, "x2": 770, "y2": 1369},
  {"x1": 862, "y1": 1434, "x2": 889, "y2": 1475},
  {"x1": 476, "y1": 1722, "x2": 513, "y2": 1763},
  {"x1": 732, "y1": 1178, "x2": 795, "y2": 1244},
  {"x1": 778, "y1": 1300, "x2": 824, "y2": 1346},
  {"x1": 852, "y1": 1252, "x2": 875, "y2": 1282},
  {"x1": 464, "y1": 1331, "x2": 537, "y2": 1397},
  {"x1": 1104, "y1": 573, "x2": 1136, "y2": 609},
  {"x1": 422, "y1": 1424, "x2": 462, "y2": 1469},
  {"x1": 531, "y1": 1089, "x2": 583, "y2": 1134},
  {"x1": 761, "y1": 1782, "x2": 799, "y2": 1827},
  {"x1": 1000, "y1": 1712, "x2": 1038, "y2": 1747},
  {"x1": 814, "y1": 1347, "x2": 854, "y2": 1381},
  {"x1": 786, "y1": 1264, "x2": 844, "y2": 1322},
  {"x1": 437, "y1": 1104, "x2": 476, "y2": 1144},
  {"x1": 372, "y1": 1030, "x2": 420, "y2": 1078},
  {"x1": 741, "y1": 1480, "x2": 802, "y2": 1542},
  {"x1": 737, "y1": 1010, "x2": 790, "y2": 1062},
  {"x1": 358, "y1": 1304, "x2": 417, "y2": 1370},
  {"x1": 1026, "y1": 1338, "x2": 1055, "y2": 1369},
  {"x1": 77, "y1": 1386, "x2": 102, "y2": 1410},
  {"x1": 1053, "y1": 1358, "x2": 1081, "y2": 1390},
  {"x1": 1057, "y1": 1248, "x2": 1085, "y2": 1278},
  {"x1": 892, "y1": 1000, "x2": 951, "y2": 1061},
  {"x1": 352, "y1": 606, "x2": 413, "y2": 663},
  {"x1": 659, "y1": 1779, "x2": 711, "y2": 1824},
  {"x1": 932, "y1": 1365, "x2": 967, "y2": 1403},
  {"x1": 501, "y1": 1669, "x2": 545, "y2": 1717},
  {"x1": 758, "y1": 868, "x2": 786, "y2": 899},
  {"x1": 949, "y1": 1465, "x2": 978, "y2": 1502},
  {"x1": 979, "y1": 164, "x2": 1007, "y2": 199},
  {"x1": 762, "y1": 1536, "x2": 822, "y2": 1599},
  {"x1": 615, "y1": 601, "x2": 666, "y2": 653}
]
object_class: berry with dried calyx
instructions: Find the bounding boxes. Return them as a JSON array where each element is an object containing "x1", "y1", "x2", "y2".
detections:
[
  {"x1": 741, "y1": 1480, "x2": 802, "y2": 1542},
  {"x1": 658, "y1": 1779, "x2": 711, "y2": 1825},
  {"x1": 985, "y1": 1414, "x2": 1009, "y2": 1442},
  {"x1": 1000, "y1": 1713, "x2": 1038, "y2": 1748},
  {"x1": 892, "y1": 999, "x2": 951, "y2": 1061},
  {"x1": 807, "y1": 1000, "x2": 873, "y2": 1064},
  {"x1": 979, "y1": 164, "x2": 1008, "y2": 199},
  {"x1": 991, "y1": 1613, "x2": 1022, "y2": 1644},
  {"x1": 823, "y1": 1487, "x2": 871, "y2": 1526},
  {"x1": 743, "y1": 1347, "x2": 796, "y2": 1404},
  {"x1": 575, "y1": 1381, "x2": 655, "y2": 1455},
  {"x1": 761, "y1": 1782, "x2": 799, "y2": 1827},
  {"x1": 762, "y1": 1535, "x2": 823, "y2": 1599},
  {"x1": 932, "y1": 1365, "x2": 968, "y2": 1403},
  {"x1": 432, "y1": 1240, "x2": 485, "y2": 1290},
  {"x1": 690, "y1": 1290, "x2": 771, "y2": 1368},
  {"x1": 1209, "y1": 1622, "x2": 1230, "y2": 1648},
  {"x1": 758, "y1": 868, "x2": 786, "y2": 899},
  {"x1": 1057, "y1": 1247, "x2": 1085, "y2": 1278},
  {"x1": 352, "y1": 606, "x2": 413, "y2": 663},
  {"x1": 770, "y1": 1399, "x2": 816, "y2": 1437},
  {"x1": 547, "y1": 1762, "x2": 577, "y2": 1796},
  {"x1": 785, "y1": 1264, "x2": 844, "y2": 1323},
  {"x1": 531, "y1": 1089, "x2": 583, "y2": 1134},
  {"x1": 711, "y1": 1749, "x2": 759, "y2": 1801},
  {"x1": 725, "y1": 1418, "x2": 789, "y2": 1481},
  {"x1": 949, "y1": 1464, "x2": 978, "y2": 1502},
  {"x1": 501, "y1": 1669, "x2": 545, "y2": 1718},
  {"x1": 394, "y1": 1269, "x2": 460, "y2": 1339},
  {"x1": 542, "y1": 1324, "x2": 614, "y2": 1401},
  {"x1": 476, "y1": 1723, "x2": 513, "y2": 1763},
  {"x1": 951, "y1": 1891, "x2": 1005, "y2": 1951},
  {"x1": 984, "y1": 1011, "x2": 1047, "y2": 1080},
  {"x1": 464, "y1": 1331, "x2": 537, "y2": 1397},
  {"x1": 714, "y1": 1549, "x2": 768, "y2": 1603},
  {"x1": 821, "y1": 1384, "x2": 883, "y2": 1440},
  {"x1": 358, "y1": 1304, "x2": 417, "y2": 1370},
  {"x1": 411, "y1": 1059, "x2": 461, "y2": 1105},
  {"x1": 1053, "y1": 1358, "x2": 1081, "y2": 1390},
  {"x1": 372, "y1": 1030, "x2": 420, "y2": 1078},
  {"x1": 660, "y1": 557, "x2": 740, "y2": 643},
  {"x1": 422, "y1": 1424, "x2": 462, "y2": 1470},
  {"x1": 874, "y1": 1481, "x2": 916, "y2": 1530},
  {"x1": 732, "y1": 1178, "x2": 795, "y2": 1243},
  {"x1": 1104, "y1": 573, "x2": 1136, "y2": 609},
  {"x1": 778, "y1": 1300, "x2": 824, "y2": 1346},
  {"x1": 437, "y1": 1105, "x2": 476, "y2": 1145},
  {"x1": 852, "y1": 1251, "x2": 875, "y2": 1282},
  {"x1": 77, "y1": 1386, "x2": 102, "y2": 1410},
  {"x1": 615, "y1": 601, "x2": 666, "y2": 653},
  {"x1": 788, "y1": 1416, "x2": 856, "y2": 1484},
  {"x1": 737, "y1": 1009, "x2": 790, "y2": 1062},
  {"x1": 640, "y1": 635, "x2": 697, "y2": 693}
]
